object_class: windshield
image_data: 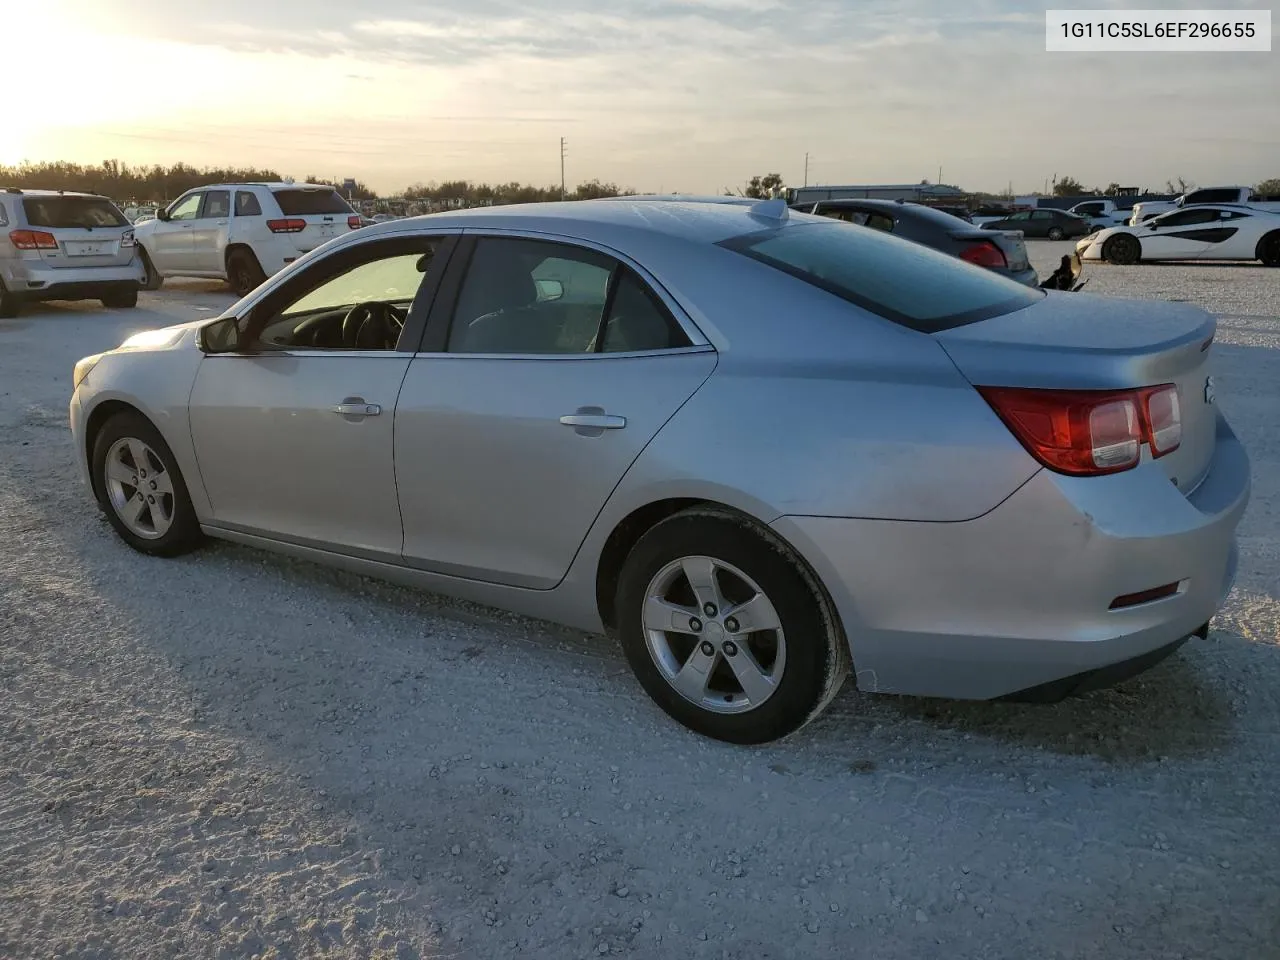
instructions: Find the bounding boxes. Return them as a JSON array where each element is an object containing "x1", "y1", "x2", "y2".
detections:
[
  {"x1": 273, "y1": 189, "x2": 355, "y2": 216},
  {"x1": 720, "y1": 221, "x2": 1043, "y2": 333},
  {"x1": 22, "y1": 196, "x2": 129, "y2": 229}
]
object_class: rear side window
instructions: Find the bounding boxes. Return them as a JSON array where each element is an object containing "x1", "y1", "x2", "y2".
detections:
[
  {"x1": 720, "y1": 222, "x2": 1043, "y2": 334},
  {"x1": 235, "y1": 191, "x2": 262, "y2": 216},
  {"x1": 0, "y1": 203, "x2": 7, "y2": 227},
  {"x1": 272, "y1": 189, "x2": 354, "y2": 216},
  {"x1": 22, "y1": 196, "x2": 128, "y2": 228},
  {"x1": 1186, "y1": 188, "x2": 1239, "y2": 204}
]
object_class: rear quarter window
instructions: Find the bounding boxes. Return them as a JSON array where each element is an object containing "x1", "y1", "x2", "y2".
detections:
[
  {"x1": 22, "y1": 196, "x2": 129, "y2": 228},
  {"x1": 720, "y1": 221, "x2": 1043, "y2": 334},
  {"x1": 272, "y1": 189, "x2": 355, "y2": 216}
]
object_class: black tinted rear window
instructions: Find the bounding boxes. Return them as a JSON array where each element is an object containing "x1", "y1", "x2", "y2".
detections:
[
  {"x1": 22, "y1": 196, "x2": 128, "y2": 228},
  {"x1": 720, "y1": 222, "x2": 1043, "y2": 334},
  {"x1": 272, "y1": 189, "x2": 354, "y2": 216}
]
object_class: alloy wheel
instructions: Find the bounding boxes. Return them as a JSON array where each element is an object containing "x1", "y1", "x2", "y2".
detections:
[
  {"x1": 642, "y1": 555, "x2": 787, "y2": 714},
  {"x1": 103, "y1": 437, "x2": 175, "y2": 539}
]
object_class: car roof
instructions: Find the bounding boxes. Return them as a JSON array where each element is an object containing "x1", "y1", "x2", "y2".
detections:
[
  {"x1": 2, "y1": 188, "x2": 108, "y2": 199},
  {"x1": 356, "y1": 198, "x2": 802, "y2": 245},
  {"x1": 593, "y1": 194, "x2": 758, "y2": 206},
  {"x1": 180, "y1": 182, "x2": 339, "y2": 191}
]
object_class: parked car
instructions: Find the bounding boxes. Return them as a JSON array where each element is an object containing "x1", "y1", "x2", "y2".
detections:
[
  {"x1": 790, "y1": 198, "x2": 1038, "y2": 286},
  {"x1": 1128, "y1": 187, "x2": 1280, "y2": 226},
  {"x1": 1067, "y1": 199, "x2": 1132, "y2": 231},
  {"x1": 70, "y1": 198, "x2": 1248, "y2": 744},
  {"x1": 0, "y1": 188, "x2": 143, "y2": 318},
  {"x1": 979, "y1": 207, "x2": 1093, "y2": 241},
  {"x1": 132, "y1": 182, "x2": 363, "y2": 296},
  {"x1": 1079, "y1": 204, "x2": 1280, "y2": 266}
]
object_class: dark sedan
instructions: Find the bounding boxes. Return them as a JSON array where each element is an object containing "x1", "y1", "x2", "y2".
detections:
[
  {"x1": 979, "y1": 207, "x2": 1093, "y2": 241},
  {"x1": 790, "y1": 198, "x2": 1039, "y2": 287}
]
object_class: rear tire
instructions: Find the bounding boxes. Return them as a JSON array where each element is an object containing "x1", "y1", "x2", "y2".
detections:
[
  {"x1": 1102, "y1": 233, "x2": 1141, "y2": 265},
  {"x1": 101, "y1": 287, "x2": 139, "y2": 309},
  {"x1": 615, "y1": 507, "x2": 850, "y2": 744},
  {"x1": 91, "y1": 411, "x2": 204, "y2": 557},
  {"x1": 1047, "y1": 226, "x2": 1065, "y2": 241},
  {"x1": 0, "y1": 281, "x2": 19, "y2": 319},
  {"x1": 138, "y1": 247, "x2": 164, "y2": 290},
  {"x1": 227, "y1": 248, "x2": 267, "y2": 297},
  {"x1": 1257, "y1": 232, "x2": 1280, "y2": 267}
]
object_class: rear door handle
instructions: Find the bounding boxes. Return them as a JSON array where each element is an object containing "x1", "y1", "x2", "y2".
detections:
[
  {"x1": 560, "y1": 413, "x2": 626, "y2": 429},
  {"x1": 333, "y1": 400, "x2": 381, "y2": 417}
]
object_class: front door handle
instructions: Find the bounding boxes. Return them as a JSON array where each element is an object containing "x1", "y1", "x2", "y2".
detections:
[
  {"x1": 560, "y1": 413, "x2": 626, "y2": 430},
  {"x1": 333, "y1": 399, "x2": 381, "y2": 418}
]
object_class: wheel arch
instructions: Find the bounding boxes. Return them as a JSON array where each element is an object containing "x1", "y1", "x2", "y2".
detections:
[
  {"x1": 83, "y1": 398, "x2": 152, "y2": 503},
  {"x1": 1255, "y1": 229, "x2": 1280, "y2": 264},
  {"x1": 593, "y1": 498, "x2": 850, "y2": 665},
  {"x1": 224, "y1": 242, "x2": 258, "y2": 270}
]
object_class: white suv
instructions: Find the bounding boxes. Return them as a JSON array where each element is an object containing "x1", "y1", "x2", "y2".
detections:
[{"x1": 132, "y1": 182, "x2": 363, "y2": 296}]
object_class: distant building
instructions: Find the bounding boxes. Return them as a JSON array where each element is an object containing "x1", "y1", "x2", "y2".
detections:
[{"x1": 787, "y1": 182, "x2": 966, "y2": 204}]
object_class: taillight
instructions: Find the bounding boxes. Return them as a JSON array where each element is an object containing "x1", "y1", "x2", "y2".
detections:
[
  {"x1": 8, "y1": 229, "x2": 58, "y2": 250},
  {"x1": 348, "y1": 215, "x2": 362, "y2": 229},
  {"x1": 266, "y1": 218, "x2": 306, "y2": 233},
  {"x1": 1145, "y1": 384, "x2": 1181, "y2": 455},
  {"x1": 121, "y1": 229, "x2": 135, "y2": 247},
  {"x1": 959, "y1": 241, "x2": 1007, "y2": 269},
  {"x1": 979, "y1": 384, "x2": 1182, "y2": 476}
]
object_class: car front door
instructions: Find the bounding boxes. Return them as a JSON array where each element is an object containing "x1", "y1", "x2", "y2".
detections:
[
  {"x1": 188, "y1": 233, "x2": 454, "y2": 557},
  {"x1": 150, "y1": 192, "x2": 202, "y2": 271},
  {"x1": 1138, "y1": 208, "x2": 1223, "y2": 259},
  {"x1": 190, "y1": 189, "x2": 231, "y2": 273},
  {"x1": 393, "y1": 233, "x2": 717, "y2": 589}
]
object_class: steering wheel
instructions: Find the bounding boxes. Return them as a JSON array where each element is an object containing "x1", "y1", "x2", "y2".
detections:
[{"x1": 341, "y1": 301, "x2": 404, "y2": 349}]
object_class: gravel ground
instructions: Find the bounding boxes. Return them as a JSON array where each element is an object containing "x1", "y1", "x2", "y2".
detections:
[{"x1": 2, "y1": 247, "x2": 1279, "y2": 960}]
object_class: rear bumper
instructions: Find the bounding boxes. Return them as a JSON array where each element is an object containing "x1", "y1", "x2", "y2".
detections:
[
  {"x1": 1006, "y1": 266, "x2": 1040, "y2": 287},
  {"x1": 2, "y1": 259, "x2": 144, "y2": 300},
  {"x1": 773, "y1": 411, "x2": 1250, "y2": 700}
]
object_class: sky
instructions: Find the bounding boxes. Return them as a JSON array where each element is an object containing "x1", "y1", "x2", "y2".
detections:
[{"x1": 2, "y1": 0, "x2": 1278, "y2": 196}]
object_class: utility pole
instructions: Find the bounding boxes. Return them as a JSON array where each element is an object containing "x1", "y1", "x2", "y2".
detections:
[
  {"x1": 560, "y1": 137, "x2": 567, "y2": 200},
  {"x1": 803, "y1": 152, "x2": 809, "y2": 187}
]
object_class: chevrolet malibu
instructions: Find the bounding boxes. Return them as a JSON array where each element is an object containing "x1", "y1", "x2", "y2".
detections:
[{"x1": 69, "y1": 199, "x2": 1250, "y2": 744}]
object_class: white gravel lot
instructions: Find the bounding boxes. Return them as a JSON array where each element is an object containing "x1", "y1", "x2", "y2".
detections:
[{"x1": 2, "y1": 245, "x2": 1279, "y2": 960}]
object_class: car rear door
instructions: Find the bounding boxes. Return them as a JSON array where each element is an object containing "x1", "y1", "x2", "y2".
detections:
[
  {"x1": 18, "y1": 195, "x2": 136, "y2": 271},
  {"x1": 393, "y1": 232, "x2": 717, "y2": 589},
  {"x1": 189, "y1": 189, "x2": 231, "y2": 272}
]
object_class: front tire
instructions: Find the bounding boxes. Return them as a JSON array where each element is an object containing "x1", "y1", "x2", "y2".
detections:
[
  {"x1": 91, "y1": 411, "x2": 203, "y2": 557},
  {"x1": 1257, "y1": 232, "x2": 1280, "y2": 267},
  {"x1": 616, "y1": 507, "x2": 849, "y2": 744},
  {"x1": 227, "y1": 248, "x2": 267, "y2": 297},
  {"x1": 138, "y1": 247, "x2": 164, "y2": 290},
  {"x1": 1102, "y1": 233, "x2": 1141, "y2": 265}
]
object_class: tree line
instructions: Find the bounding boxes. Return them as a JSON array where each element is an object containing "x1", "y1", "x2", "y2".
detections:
[
  {"x1": 1052, "y1": 175, "x2": 1280, "y2": 197},
  {"x1": 0, "y1": 160, "x2": 635, "y2": 205}
]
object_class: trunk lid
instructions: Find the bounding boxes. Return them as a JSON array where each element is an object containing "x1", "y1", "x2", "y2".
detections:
[{"x1": 936, "y1": 292, "x2": 1219, "y2": 492}]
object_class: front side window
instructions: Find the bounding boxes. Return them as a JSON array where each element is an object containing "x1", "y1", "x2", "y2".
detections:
[
  {"x1": 255, "y1": 239, "x2": 443, "y2": 350},
  {"x1": 1031, "y1": 210, "x2": 1054, "y2": 220},
  {"x1": 720, "y1": 221, "x2": 1043, "y2": 333},
  {"x1": 1006, "y1": 211, "x2": 1031, "y2": 221},
  {"x1": 167, "y1": 194, "x2": 202, "y2": 222},
  {"x1": 446, "y1": 237, "x2": 689, "y2": 355}
]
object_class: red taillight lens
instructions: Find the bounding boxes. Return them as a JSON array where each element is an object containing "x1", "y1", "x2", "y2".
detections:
[
  {"x1": 266, "y1": 218, "x2": 306, "y2": 234},
  {"x1": 977, "y1": 386, "x2": 1185, "y2": 476},
  {"x1": 1144, "y1": 384, "x2": 1181, "y2": 456},
  {"x1": 348, "y1": 215, "x2": 362, "y2": 229},
  {"x1": 959, "y1": 241, "x2": 1007, "y2": 269},
  {"x1": 8, "y1": 229, "x2": 58, "y2": 250}
]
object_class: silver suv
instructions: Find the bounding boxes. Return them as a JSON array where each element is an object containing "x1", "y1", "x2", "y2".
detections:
[{"x1": 0, "y1": 188, "x2": 145, "y2": 318}]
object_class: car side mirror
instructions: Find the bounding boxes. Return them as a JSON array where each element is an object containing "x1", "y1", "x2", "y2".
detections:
[
  {"x1": 535, "y1": 279, "x2": 564, "y2": 302},
  {"x1": 199, "y1": 316, "x2": 244, "y2": 354},
  {"x1": 156, "y1": 208, "x2": 171, "y2": 222}
]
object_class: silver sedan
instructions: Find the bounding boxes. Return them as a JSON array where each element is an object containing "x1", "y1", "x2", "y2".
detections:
[{"x1": 69, "y1": 199, "x2": 1250, "y2": 744}]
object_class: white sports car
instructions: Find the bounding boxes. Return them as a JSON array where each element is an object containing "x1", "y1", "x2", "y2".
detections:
[{"x1": 1078, "y1": 204, "x2": 1280, "y2": 266}]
